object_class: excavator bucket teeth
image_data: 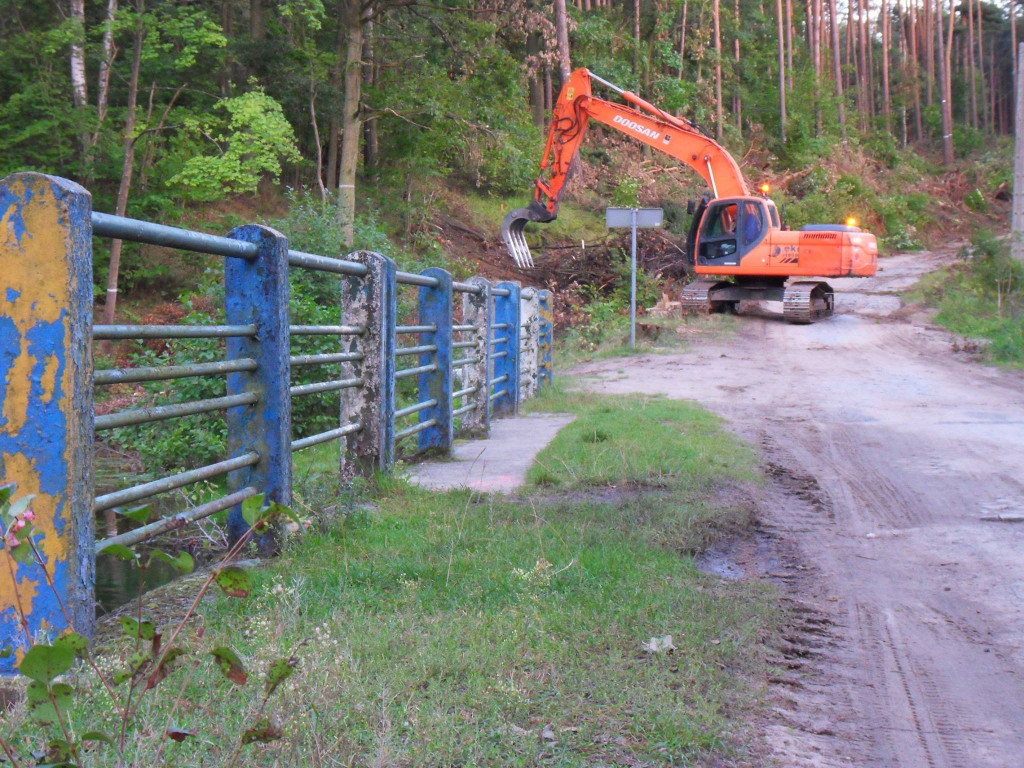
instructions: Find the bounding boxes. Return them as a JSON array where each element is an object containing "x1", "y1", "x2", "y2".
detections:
[{"x1": 500, "y1": 203, "x2": 555, "y2": 269}]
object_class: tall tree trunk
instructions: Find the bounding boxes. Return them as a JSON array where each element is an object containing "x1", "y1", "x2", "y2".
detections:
[
  {"x1": 936, "y1": 0, "x2": 954, "y2": 164},
  {"x1": 734, "y1": 0, "x2": 742, "y2": 133},
  {"x1": 925, "y1": 0, "x2": 935, "y2": 105},
  {"x1": 678, "y1": 0, "x2": 688, "y2": 77},
  {"x1": 967, "y1": 0, "x2": 977, "y2": 127},
  {"x1": 776, "y1": 0, "x2": 787, "y2": 142},
  {"x1": 554, "y1": 0, "x2": 572, "y2": 82},
  {"x1": 910, "y1": 0, "x2": 923, "y2": 139},
  {"x1": 527, "y1": 31, "x2": 545, "y2": 126},
  {"x1": 544, "y1": 68, "x2": 553, "y2": 112},
  {"x1": 69, "y1": 0, "x2": 89, "y2": 157},
  {"x1": 1012, "y1": 0, "x2": 1018, "y2": 87},
  {"x1": 882, "y1": 0, "x2": 892, "y2": 132},
  {"x1": 96, "y1": 0, "x2": 119, "y2": 139},
  {"x1": 857, "y1": 0, "x2": 868, "y2": 129},
  {"x1": 221, "y1": 0, "x2": 235, "y2": 94},
  {"x1": 103, "y1": 1, "x2": 146, "y2": 327},
  {"x1": 829, "y1": 0, "x2": 847, "y2": 142},
  {"x1": 633, "y1": 0, "x2": 641, "y2": 75},
  {"x1": 714, "y1": 0, "x2": 724, "y2": 140},
  {"x1": 785, "y1": 0, "x2": 794, "y2": 89},
  {"x1": 361, "y1": 18, "x2": 378, "y2": 171},
  {"x1": 337, "y1": 0, "x2": 364, "y2": 247},
  {"x1": 867, "y1": 0, "x2": 876, "y2": 120},
  {"x1": 250, "y1": 0, "x2": 265, "y2": 39},
  {"x1": 813, "y1": 0, "x2": 823, "y2": 134},
  {"x1": 977, "y1": 0, "x2": 987, "y2": 132}
]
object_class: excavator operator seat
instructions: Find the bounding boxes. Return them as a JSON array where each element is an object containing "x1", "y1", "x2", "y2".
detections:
[{"x1": 698, "y1": 198, "x2": 768, "y2": 267}]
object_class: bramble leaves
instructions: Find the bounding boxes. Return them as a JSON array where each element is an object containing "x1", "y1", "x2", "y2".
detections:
[
  {"x1": 214, "y1": 566, "x2": 251, "y2": 598},
  {"x1": 52, "y1": 632, "x2": 88, "y2": 658},
  {"x1": 113, "y1": 651, "x2": 150, "y2": 684},
  {"x1": 148, "y1": 549, "x2": 194, "y2": 574},
  {"x1": 18, "y1": 645, "x2": 73, "y2": 683},
  {"x1": 120, "y1": 617, "x2": 156, "y2": 641},
  {"x1": 115, "y1": 504, "x2": 151, "y2": 524},
  {"x1": 166, "y1": 727, "x2": 195, "y2": 742},
  {"x1": 242, "y1": 715, "x2": 283, "y2": 744},
  {"x1": 100, "y1": 543, "x2": 138, "y2": 562},
  {"x1": 210, "y1": 646, "x2": 248, "y2": 685},
  {"x1": 265, "y1": 656, "x2": 297, "y2": 696},
  {"x1": 146, "y1": 646, "x2": 185, "y2": 690}
]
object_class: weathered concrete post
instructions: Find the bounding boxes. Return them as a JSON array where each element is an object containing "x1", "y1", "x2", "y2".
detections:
[
  {"x1": 417, "y1": 268, "x2": 453, "y2": 453},
  {"x1": 224, "y1": 225, "x2": 291, "y2": 553},
  {"x1": 341, "y1": 251, "x2": 396, "y2": 476},
  {"x1": 519, "y1": 287, "x2": 541, "y2": 400},
  {"x1": 459, "y1": 277, "x2": 491, "y2": 436},
  {"x1": 491, "y1": 282, "x2": 521, "y2": 418},
  {"x1": 0, "y1": 172, "x2": 95, "y2": 668},
  {"x1": 538, "y1": 289, "x2": 554, "y2": 390}
]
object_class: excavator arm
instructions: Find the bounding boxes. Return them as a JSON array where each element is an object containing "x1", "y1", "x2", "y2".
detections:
[{"x1": 503, "y1": 68, "x2": 749, "y2": 267}]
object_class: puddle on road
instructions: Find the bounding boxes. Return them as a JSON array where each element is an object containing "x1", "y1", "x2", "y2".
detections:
[{"x1": 693, "y1": 532, "x2": 780, "y2": 581}]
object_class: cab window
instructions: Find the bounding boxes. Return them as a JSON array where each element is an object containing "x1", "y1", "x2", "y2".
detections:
[
  {"x1": 768, "y1": 203, "x2": 780, "y2": 228},
  {"x1": 699, "y1": 202, "x2": 739, "y2": 262},
  {"x1": 742, "y1": 201, "x2": 766, "y2": 246}
]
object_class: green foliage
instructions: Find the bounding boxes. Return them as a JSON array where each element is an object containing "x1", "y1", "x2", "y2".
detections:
[
  {"x1": 170, "y1": 88, "x2": 302, "y2": 202},
  {"x1": 909, "y1": 232, "x2": 1024, "y2": 365}
]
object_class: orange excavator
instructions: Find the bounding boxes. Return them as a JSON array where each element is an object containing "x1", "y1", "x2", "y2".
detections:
[{"x1": 501, "y1": 68, "x2": 878, "y2": 323}]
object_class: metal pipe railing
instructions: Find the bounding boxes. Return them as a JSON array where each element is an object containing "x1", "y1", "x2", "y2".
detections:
[
  {"x1": 397, "y1": 271, "x2": 439, "y2": 288},
  {"x1": 395, "y1": 398, "x2": 438, "y2": 420},
  {"x1": 96, "y1": 486, "x2": 260, "y2": 552},
  {"x1": 95, "y1": 392, "x2": 258, "y2": 431},
  {"x1": 287, "y1": 250, "x2": 367, "y2": 277},
  {"x1": 452, "y1": 357, "x2": 477, "y2": 368},
  {"x1": 396, "y1": 324, "x2": 436, "y2": 334},
  {"x1": 453, "y1": 324, "x2": 475, "y2": 332},
  {"x1": 91, "y1": 212, "x2": 258, "y2": 260},
  {"x1": 289, "y1": 352, "x2": 363, "y2": 367},
  {"x1": 453, "y1": 402, "x2": 477, "y2": 417},
  {"x1": 452, "y1": 281, "x2": 483, "y2": 294},
  {"x1": 290, "y1": 325, "x2": 365, "y2": 336},
  {"x1": 452, "y1": 385, "x2": 477, "y2": 399},
  {"x1": 291, "y1": 422, "x2": 361, "y2": 452},
  {"x1": 94, "y1": 452, "x2": 260, "y2": 512},
  {"x1": 395, "y1": 418, "x2": 437, "y2": 440},
  {"x1": 395, "y1": 363, "x2": 436, "y2": 381},
  {"x1": 95, "y1": 358, "x2": 257, "y2": 385},
  {"x1": 289, "y1": 378, "x2": 362, "y2": 397},
  {"x1": 395, "y1": 344, "x2": 437, "y2": 358},
  {"x1": 94, "y1": 324, "x2": 256, "y2": 340}
]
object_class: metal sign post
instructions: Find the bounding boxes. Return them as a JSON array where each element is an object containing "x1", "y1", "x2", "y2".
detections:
[{"x1": 605, "y1": 207, "x2": 663, "y2": 347}]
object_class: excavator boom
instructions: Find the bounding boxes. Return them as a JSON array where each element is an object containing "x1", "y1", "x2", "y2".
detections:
[{"x1": 502, "y1": 68, "x2": 747, "y2": 267}]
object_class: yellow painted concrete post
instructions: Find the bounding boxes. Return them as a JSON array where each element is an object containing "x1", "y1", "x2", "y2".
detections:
[{"x1": 0, "y1": 173, "x2": 95, "y2": 670}]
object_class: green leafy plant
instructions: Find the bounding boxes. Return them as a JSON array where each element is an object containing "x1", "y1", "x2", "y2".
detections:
[{"x1": 1, "y1": 485, "x2": 301, "y2": 765}]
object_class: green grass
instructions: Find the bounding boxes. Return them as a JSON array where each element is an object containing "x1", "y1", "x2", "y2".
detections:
[
  {"x1": 906, "y1": 233, "x2": 1024, "y2": 365},
  {"x1": 7, "y1": 391, "x2": 779, "y2": 767}
]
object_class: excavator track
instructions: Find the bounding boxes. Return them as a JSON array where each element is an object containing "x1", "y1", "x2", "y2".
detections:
[
  {"x1": 681, "y1": 280, "x2": 732, "y2": 314},
  {"x1": 783, "y1": 281, "x2": 834, "y2": 324}
]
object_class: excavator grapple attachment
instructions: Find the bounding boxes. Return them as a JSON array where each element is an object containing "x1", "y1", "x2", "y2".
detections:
[{"x1": 501, "y1": 201, "x2": 555, "y2": 269}]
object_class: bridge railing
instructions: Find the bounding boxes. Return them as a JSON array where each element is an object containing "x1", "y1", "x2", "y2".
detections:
[{"x1": 0, "y1": 172, "x2": 553, "y2": 664}]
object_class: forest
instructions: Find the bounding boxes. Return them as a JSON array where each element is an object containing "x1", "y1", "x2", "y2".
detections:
[{"x1": 1, "y1": 0, "x2": 1018, "y2": 305}]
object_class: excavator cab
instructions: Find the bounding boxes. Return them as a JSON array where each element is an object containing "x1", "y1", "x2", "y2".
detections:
[{"x1": 696, "y1": 198, "x2": 769, "y2": 267}]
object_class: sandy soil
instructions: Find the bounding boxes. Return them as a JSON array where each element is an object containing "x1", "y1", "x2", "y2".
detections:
[{"x1": 571, "y1": 249, "x2": 1024, "y2": 767}]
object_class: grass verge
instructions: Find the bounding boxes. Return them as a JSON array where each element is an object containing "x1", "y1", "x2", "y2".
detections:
[
  {"x1": 907, "y1": 232, "x2": 1024, "y2": 365},
  {"x1": 7, "y1": 389, "x2": 779, "y2": 767}
]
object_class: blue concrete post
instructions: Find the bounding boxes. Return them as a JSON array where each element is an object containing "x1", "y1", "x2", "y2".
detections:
[
  {"x1": 491, "y1": 282, "x2": 521, "y2": 418},
  {"x1": 224, "y1": 225, "x2": 291, "y2": 553},
  {"x1": 341, "y1": 251, "x2": 396, "y2": 476},
  {"x1": 538, "y1": 289, "x2": 554, "y2": 389},
  {"x1": 459, "y1": 278, "x2": 491, "y2": 436},
  {"x1": 417, "y1": 268, "x2": 452, "y2": 453},
  {"x1": 0, "y1": 172, "x2": 95, "y2": 669}
]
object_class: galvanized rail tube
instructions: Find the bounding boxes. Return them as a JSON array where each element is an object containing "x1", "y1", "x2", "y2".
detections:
[
  {"x1": 290, "y1": 325, "x2": 365, "y2": 336},
  {"x1": 95, "y1": 392, "x2": 258, "y2": 431},
  {"x1": 96, "y1": 486, "x2": 259, "y2": 552},
  {"x1": 396, "y1": 324, "x2": 436, "y2": 334},
  {"x1": 489, "y1": 388, "x2": 508, "y2": 401},
  {"x1": 492, "y1": 322, "x2": 509, "y2": 330},
  {"x1": 289, "y1": 377, "x2": 362, "y2": 397},
  {"x1": 452, "y1": 281, "x2": 483, "y2": 294},
  {"x1": 453, "y1": 324, "x2": 475, "y2": 332},
  {"x1": 492, "y1": 373, "x2": 509, "y2": 385},
  {"x1": 290, "y1": 352, "x2": 363, "y2": 367},
  {"x1": 95, "y1": 358, "x2": 257, "y2": 385},
  {"x1": 94, "y1": 324, "x2": 256, "y2": 340},
  {"x1": 94, "y1": 451, "x2": 260, "y2": 512},
  {"x1": 395, "y1": 398, "x2": 438, "y2": 420},
  {"x1": 287, "y1": 250, "x2": 367, "y2": 277},
  {"x1": 492, "y1": 350, "x2": 508, "y2": 360},
  {"x1": 395, "y1": 418, "x2": 437, "y2": 440},
  {"x1": 91, "y1": 212, "x2": 258, "y2": 259},
  {"x1": 452, "y1": 385, "x2": 477, "y2": 399},
  {"x1": 492, "y1": 287, "x2": 511, "y2": 297},
  {"x1": 490, "y1": 337, "x2": 508, "y2": 346},
  {"x1": 290, "y1": 422, "x2": 362, "y2": 452},
  {"x1": 453, "y1": 402, "x2": 477, "y2": 417},
  {"x1": 395, "y1": 363, "x2": 436, "y2": 381},
  {"x1": 451, "y1": 357, "x2": 477, "y2": 369},
  {"x1": 452, "y1": 341, "x2": 474, "y2": 350},
  {"x1": 396, "y1": 271, "x2": 439, "y2": 288},
  {"x1": 395, "y1": 344, "x2": 437, "y2": 358}
]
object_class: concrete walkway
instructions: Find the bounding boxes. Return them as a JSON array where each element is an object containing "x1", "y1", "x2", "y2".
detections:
[{"x1": 408, "y1": 413, "x2": 575, "y2": 493}]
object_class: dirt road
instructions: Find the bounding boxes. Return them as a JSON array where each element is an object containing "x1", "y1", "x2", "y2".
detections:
[{"x1": 572, "y1": 249, "x2": 1024, "y2": 767}]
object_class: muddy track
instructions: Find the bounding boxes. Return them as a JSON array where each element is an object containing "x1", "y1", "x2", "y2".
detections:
[{"x1": 572, "y1": 248, "x2": 1024, "y2": 767}]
